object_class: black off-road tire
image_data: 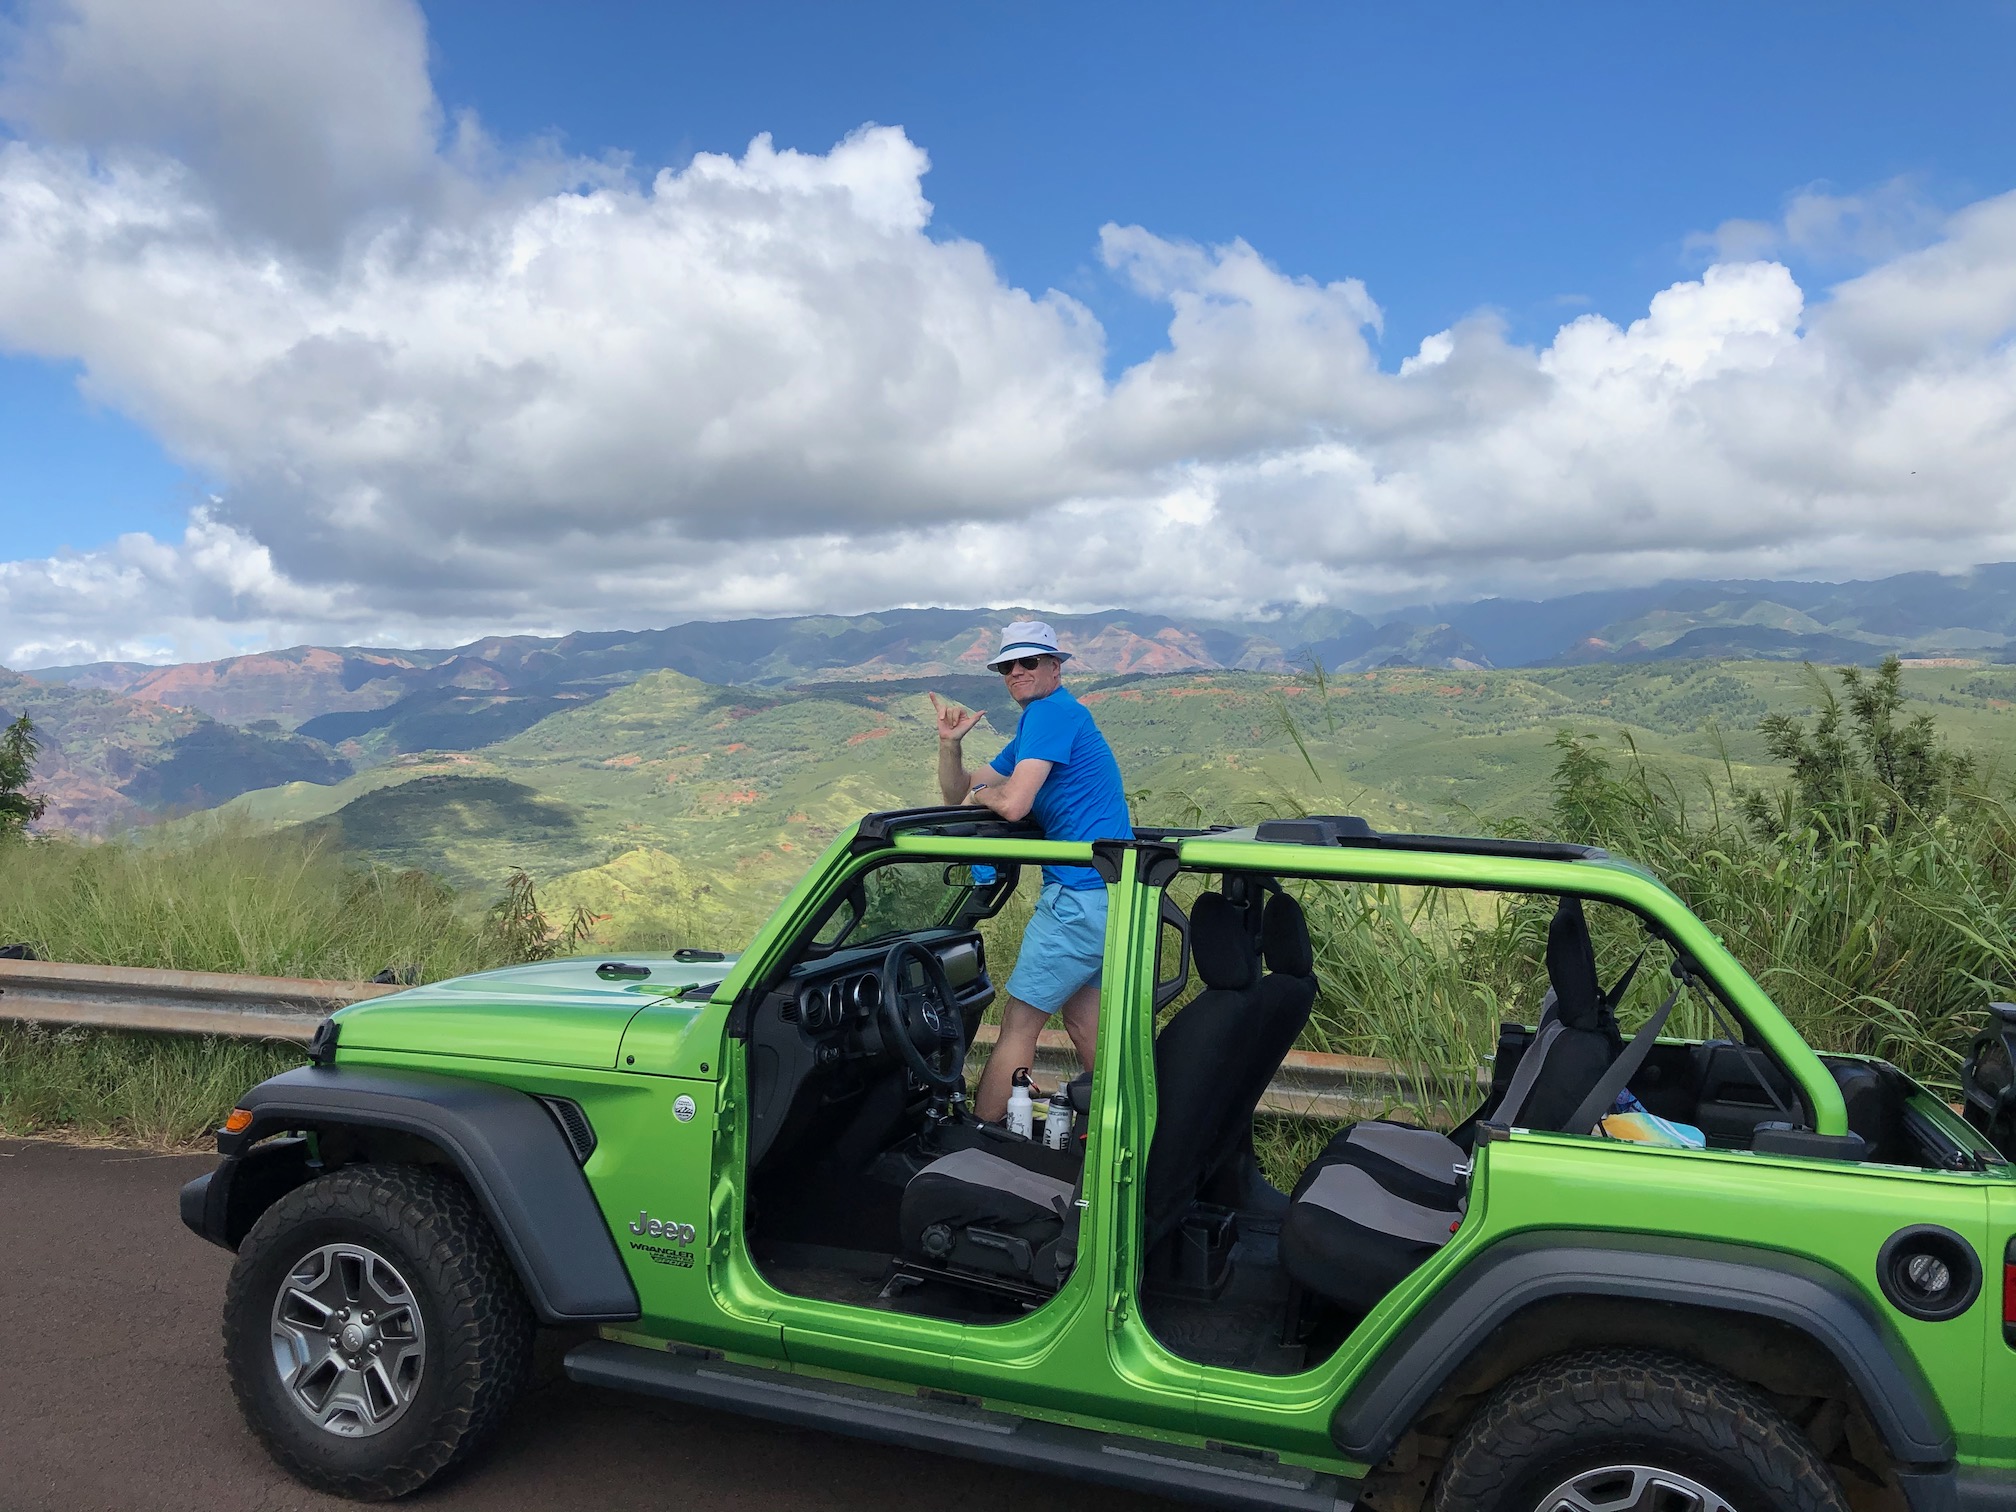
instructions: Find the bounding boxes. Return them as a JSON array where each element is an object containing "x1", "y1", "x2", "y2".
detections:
[
  {"x1": 1430, "y1": 1348, "x2": 1851, "y2": 1512},
  {"x1": 222, "y1": 1163, "x2": 535, "y2": 1500}
]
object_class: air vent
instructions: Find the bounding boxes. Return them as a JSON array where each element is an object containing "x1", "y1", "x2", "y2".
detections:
[{"x1": 538, "y1": 1097, "x2": 597, "y2": 1163}]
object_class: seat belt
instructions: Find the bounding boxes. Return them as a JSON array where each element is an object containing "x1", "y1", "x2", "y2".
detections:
[
  {"x1": 1490, "y1": 1018, "x2": 1566, "y2": 1129},
  {"x1": 1565, "y1": 970, "x2": 1690, "y2": 1136}
]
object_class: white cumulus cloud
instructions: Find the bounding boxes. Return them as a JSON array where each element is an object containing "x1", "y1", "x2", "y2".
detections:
[{"x1": 0, "y1": 0, "x2": 2014, "y2": 667}]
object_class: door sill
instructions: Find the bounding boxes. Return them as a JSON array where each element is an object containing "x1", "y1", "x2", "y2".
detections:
[{"x1": 565, "y1": 1338, "x2": 1358, "y2": 1512}]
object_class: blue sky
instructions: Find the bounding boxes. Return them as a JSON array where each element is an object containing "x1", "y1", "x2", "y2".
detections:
[
  {"x1": 0, "y1": 0, "x2": 2013, "y2": 663},
  {"x1": 421, "y1": 1, "x2": 2016, "y2": 354}
]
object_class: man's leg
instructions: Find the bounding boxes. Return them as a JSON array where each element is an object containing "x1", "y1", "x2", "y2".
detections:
[
  {"x1": 1057, "y1": 981, "x2": 1100, "y2": 1076},
  {"x1": 974, "y1": 996, "x2": 1048, "y2": 1122}
]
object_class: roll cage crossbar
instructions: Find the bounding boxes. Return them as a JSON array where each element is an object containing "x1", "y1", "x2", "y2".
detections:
[{"x1": 853, "y1": 808, "x2": 1605, "y2": 864}]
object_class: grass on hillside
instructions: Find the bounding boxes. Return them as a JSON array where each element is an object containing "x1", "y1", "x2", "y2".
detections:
[
  {"x1": 0, "y1": 826, "x2": 587, "y2": 1148},
  {"x1": 0, "y1": 823, "x2": 526, "y2": 979}
]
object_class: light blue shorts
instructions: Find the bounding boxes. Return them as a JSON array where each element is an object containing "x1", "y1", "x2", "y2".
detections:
[{"x1": 1004, "y1": 883, "x2": 1108, "y2": 1015}]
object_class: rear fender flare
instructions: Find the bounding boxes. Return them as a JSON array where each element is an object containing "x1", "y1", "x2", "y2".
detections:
[
  {"x1": 1332, "y1": 1229, "x2": 1955, "y2": 1470},
  {"x1": 180, "y1": 1064, "x2": 640, "y2": 1326}
]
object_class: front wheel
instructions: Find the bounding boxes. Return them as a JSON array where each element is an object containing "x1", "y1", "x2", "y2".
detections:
[
  {"x1": 222, "y1": 1163, "x2": 534, "y2": 1500},
  {"x1": 1430, "y1": 1348, "x2": 1851, "y2": 1512}
]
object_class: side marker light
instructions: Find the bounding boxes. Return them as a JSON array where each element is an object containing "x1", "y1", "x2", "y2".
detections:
[
  {"x1": 2002, "y1": 1249, "x2": 2015, "y2": 1349},
  {"x1": 223, "y1": 1108, "x2": 254, "y2": 1134}
]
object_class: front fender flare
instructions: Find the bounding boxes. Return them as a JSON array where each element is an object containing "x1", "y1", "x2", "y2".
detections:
[
  {"x1": 1333, "y1": 1228, "x2": 1954, "y2": 1469},
  {"x1": 179, "y1": 1064, "x2": 640, "y2": 1326}
]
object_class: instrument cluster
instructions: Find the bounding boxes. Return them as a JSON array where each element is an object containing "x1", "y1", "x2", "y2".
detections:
[{"x1": 793, "y1": 970, "x2": 881, "y2": 1034}]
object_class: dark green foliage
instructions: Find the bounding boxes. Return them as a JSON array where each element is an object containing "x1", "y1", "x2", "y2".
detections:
[
  {"x1": 1545, "y1": 729, "x2": 1681, "y2": 847},
  {"x1": 1536, "y1": 716, "x2": 2013, "y2": 1085},
  {"x1": 1740, "y1": 657, "x2": 1976, "y2": 839},
  {"x1": 0, "y1": 713, "x2": 47, "y2": 836},
  {"x1": 485, "y1": 867, "x2": 595, "y2": 963},
  {"x1": 1234, "y1": 661, "x2": 2013, "y2": 1125}
]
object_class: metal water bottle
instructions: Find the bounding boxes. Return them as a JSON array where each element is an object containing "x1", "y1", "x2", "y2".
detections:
[
  {"x1": 1043, "y1": 1087, "x2": 1073, "y2": 1149},
  {"x1": 1005, "y1": 1067, "x2": 1035, "y2": 1139}
]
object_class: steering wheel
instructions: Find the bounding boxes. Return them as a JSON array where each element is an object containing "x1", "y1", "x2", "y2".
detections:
[{"x1": 878, "y1": 940, "x2": 964, "y2": 1092}]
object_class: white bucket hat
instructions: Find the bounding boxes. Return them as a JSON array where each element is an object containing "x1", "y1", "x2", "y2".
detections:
[{"x1": 985, "y1": 619, "x2": 1072, "y2": 670}]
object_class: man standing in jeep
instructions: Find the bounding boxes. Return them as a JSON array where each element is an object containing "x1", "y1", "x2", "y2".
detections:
[{"x1": 930, "y1": 619, "x2": 1132, "y2": 1122}]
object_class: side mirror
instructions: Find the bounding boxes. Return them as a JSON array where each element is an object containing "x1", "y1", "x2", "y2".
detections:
[{"x1": 942, "y1": 862, "x2": 999, "y2": 888}]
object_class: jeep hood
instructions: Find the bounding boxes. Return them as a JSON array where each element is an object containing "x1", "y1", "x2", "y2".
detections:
[{"x1": 330, "y1": 953, "x2": 740, "y2": 1070}]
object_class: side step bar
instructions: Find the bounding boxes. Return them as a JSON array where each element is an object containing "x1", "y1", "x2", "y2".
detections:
[{"x1": 565, "y1": 1339, "x2": 1359, "y2": 1512}]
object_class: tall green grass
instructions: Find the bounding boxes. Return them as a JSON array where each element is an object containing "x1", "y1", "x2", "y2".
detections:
[
  {"x1": 1261, "y1": 728, "x2": 2016, "y2": 1125},
  {"x1": 0, "y1": 1026, "x2": 302, "y2": 1147},
  {"x1": 1157, "y1": 660, "x2": 2016, "y2": 1148},
  {"x1": 0, "y1": 827, "x2": 584, "y2": 1147},
  {"x1": 1531, "y1": 730, "x2": 2016, "y2": 1087},
  {"x1": 0, "y1": 824, "x2": 522, "y2": 979}
]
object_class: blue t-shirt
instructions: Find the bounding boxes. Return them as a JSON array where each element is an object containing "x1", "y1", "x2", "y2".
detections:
[{"x1": 989, "y1": 686, "x2": 1132, "y2": 889}]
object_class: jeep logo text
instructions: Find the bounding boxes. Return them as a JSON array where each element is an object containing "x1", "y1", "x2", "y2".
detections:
[{"x1": 629, "y1": 1210, "x2": 697, "y2": 1245}]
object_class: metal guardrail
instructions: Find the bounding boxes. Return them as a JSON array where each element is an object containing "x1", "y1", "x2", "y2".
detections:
[
  {"x1": 0, "y1": 959, "x2": 397, "y2": 1044},
  {"x1": 0, "y1": 960, "x2": 1477, "y2": 1118}
]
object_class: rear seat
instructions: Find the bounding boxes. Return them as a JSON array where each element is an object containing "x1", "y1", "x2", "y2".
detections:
[{"x1": 1280, "y1": 897, "x2": 1628, "y2": 1314}]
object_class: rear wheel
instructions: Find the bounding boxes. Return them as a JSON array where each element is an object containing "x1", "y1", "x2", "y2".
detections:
[
  {"x1": 223, "y1": 1163, "x2": 534, "y2": 1500},
  {"x1": 1430, "y1": 1348, "x2": 1850, "y2": 1512}
]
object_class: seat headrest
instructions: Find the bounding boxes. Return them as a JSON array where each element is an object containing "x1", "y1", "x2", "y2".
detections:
[
  {"x1": 1261, "y1": 893, "x2": 1314, "y2": 978},
  {"x1": 1190, "y1": 893, "x2": 1259, "y2": 991},
  {"x1": 1544, "y1": 895, "x2": 1601, "y2": 1031}
]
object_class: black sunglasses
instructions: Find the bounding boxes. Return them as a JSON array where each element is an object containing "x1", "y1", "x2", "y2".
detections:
[{"x1": 997, "y1": 655, "x2": 1048, "y2": 674}]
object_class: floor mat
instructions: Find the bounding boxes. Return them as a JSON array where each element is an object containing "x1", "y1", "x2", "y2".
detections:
[{"x1": 1141, "y1": 1230, "x2": 1307, "y2": 1375}]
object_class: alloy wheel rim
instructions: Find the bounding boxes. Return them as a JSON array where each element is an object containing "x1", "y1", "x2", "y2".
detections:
[
  {"x1": 269, "y1": 1242, "x2": 426, "y2": 1437},
  {"x1": 1534, "y1": 1464, "x2": 1738, "y2": 1512}
]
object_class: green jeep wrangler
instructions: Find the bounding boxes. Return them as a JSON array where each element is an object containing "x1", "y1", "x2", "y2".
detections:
[{"x1": 181, "y1": 808, "x2": 2016, "y2": 1511}]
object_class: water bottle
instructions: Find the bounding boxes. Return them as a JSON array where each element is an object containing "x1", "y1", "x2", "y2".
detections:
[
  {"x1": 1005, "y1": 1067, "x2": 1035, "y2": 1139},
  {"x1": 1043, "y1": 1086, "x2": 1073, "y2": 1150}
]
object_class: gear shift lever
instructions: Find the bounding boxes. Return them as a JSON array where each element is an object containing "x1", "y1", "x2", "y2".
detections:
[{"x1": 921, "y1": 1083, "x2": 967, "y2": 1153}]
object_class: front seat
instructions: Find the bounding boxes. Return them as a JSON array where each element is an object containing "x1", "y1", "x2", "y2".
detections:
[
  {"x1": 896, "y1": 889, "x2": 1317, "y2": 1295},
  {"x1": 1142, "y1": 891, "x2": 1318, "y2": 1249},
  {"x1": 1279, "y1": 895, "x2": 1617, "y2": 1313}
]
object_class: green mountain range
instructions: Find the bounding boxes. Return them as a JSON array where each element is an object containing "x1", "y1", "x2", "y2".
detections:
[
  {"x1": 13, "y1": 566, "x2": 2016, "y2": 937},
  {"x1": 0, "y1": 670, "x2": 349, "y2": 832},
  {"x1": 26, "y1": 566, "x2": 2016, "y2": 769},
  {"x1": 200, "y1": 659, "x2": 2016, "y2": 946}
]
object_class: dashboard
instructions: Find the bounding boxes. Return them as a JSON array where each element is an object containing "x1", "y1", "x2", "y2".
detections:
[
  {"x1": 783, "y1": 936, "x2": 986, "y2": 1041},
  {"x1": 747, "y1": 931, "x2": 992, "y2": 1168}
]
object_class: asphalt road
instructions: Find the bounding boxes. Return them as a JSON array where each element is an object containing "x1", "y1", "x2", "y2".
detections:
[{"x1": 0, "y1": 1138, "x2": 1171, "y2": 1512}]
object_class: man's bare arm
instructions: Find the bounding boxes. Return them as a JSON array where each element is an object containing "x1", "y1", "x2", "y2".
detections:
[
  {"x1": 967, "y1": 758, "x2": 1052, "y2": 822},
  {"x1": 929, "y1": 692, "x2": 985, "y2": 805},
  {"x1": 938, "y1": 739, "x2": 974, "y2": 805}
]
